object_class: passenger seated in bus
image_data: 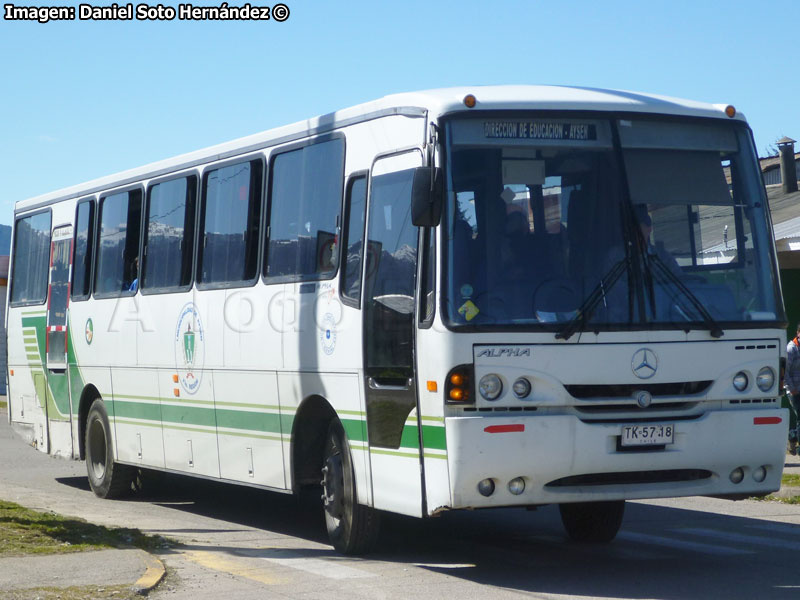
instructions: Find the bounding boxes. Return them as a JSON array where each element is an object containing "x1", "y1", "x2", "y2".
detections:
[
  {"x1": 634, "y1": 205, "x2": 681, "y2": 277},
  {"x1": 126, "y1": 256, "x2": 139, "y2": 292},
  {"x1": 500, "y1": 210, "x2": 530, "y2": 278}
]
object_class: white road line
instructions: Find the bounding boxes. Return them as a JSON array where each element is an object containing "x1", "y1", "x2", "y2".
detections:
[
  {"x1": 618, "y1": 531, "x2": 752, "y2": 556},
  {"x1": 261, "y1": 556, "x2": 376, "y2": 579},
  {"x1": 679, "y1": 528, "x2": 800, "y2": 552}
]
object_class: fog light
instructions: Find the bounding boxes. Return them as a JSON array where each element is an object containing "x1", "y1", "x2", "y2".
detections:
[
  {"x1": 753, "y1": 466, "x2": 767, "y2": 483},
  {"x1": 508, "y1": 477, "x2": 526, "y2": 495},
  {"x1": 479, "y1": 374, "x2": 503, "y2": 400},
  {"x1": 732, "y1": 372, "x2": 748, "y2": 392},
  {"x1": 512, "y1": 378, "x2": 531, "y2": 399},
  {"x1": 756, "y1": 367, "x2": 775, "y2": 392},
  {"x1": 730, "y1": 467, "x2": 745, "y2": 484},
  {"x1": 477, "y1": 478, "x2": 495, "y2": 497}
]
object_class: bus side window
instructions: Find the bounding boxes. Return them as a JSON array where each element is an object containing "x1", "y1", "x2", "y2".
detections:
[
  {"x1": 265, "y1": 136, "x2": 345, "y2": 281},
  {"x1": 419, "y1": 227, "x2": 436, "y2": 326},
  {"x1": 10, "y1": 211, "x2": 51, "y2": 305},
  {"x1": 143, "y1": 176, "x2": 197, "y2": 291},
  {"x1": 72, "y1": 199, "x2": 95, "y2": 301},
  {"x1": 94, "y1": 190, "x2": 142, "y2": 297},
  {"x1": 341, "y1": 174, "x2": 367, "y2": 306},
  {"x1": 198, "y1": 160, "x2": 262, "y2": 286}
]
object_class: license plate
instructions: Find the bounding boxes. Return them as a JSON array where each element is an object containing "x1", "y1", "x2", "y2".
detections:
[{"x1": 621, "y1": 424, "x2": 674, "y2": 446}]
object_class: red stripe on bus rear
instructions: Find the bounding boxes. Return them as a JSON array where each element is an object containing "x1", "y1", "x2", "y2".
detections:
[{"x1": 753, "y1": 417, "x2": 782, "y2": 425}]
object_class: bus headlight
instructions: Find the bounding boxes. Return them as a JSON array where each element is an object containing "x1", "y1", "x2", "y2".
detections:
[
  {"x1": 732, "y1": 372, "x2": 748, "y2": 392},
  {"x1": 512, "y1": 378, "x2": 531, "y2": 399},
  {"x1": 756, "y1": 367, "x2": 775, "y2": 392},
  {"x1": 479, "y1": 374, "x2": 503, "y2": 400}
]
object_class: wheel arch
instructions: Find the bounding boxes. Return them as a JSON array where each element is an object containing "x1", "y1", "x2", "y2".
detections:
[
  {"x1": 77, "y1": 384, "x2": 102, "y2": 460},
  {"x1": 291, "y1": 394, "x2": 338, "y2": 493}
]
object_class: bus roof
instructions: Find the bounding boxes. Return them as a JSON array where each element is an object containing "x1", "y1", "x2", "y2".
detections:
[{"x1": 15, "y1": 85, "x2": 744, "y2": 214}]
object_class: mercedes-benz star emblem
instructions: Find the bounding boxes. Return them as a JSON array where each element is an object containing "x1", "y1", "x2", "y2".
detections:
[
  {"x1": 631, "y1": 348, "x2": 658, "y2": 379},
  {"x1": 635, "y1": 390, "x2": 653, "y2": 408}
]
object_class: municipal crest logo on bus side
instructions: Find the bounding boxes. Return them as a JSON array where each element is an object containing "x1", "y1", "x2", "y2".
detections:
[
  {"x1": 319, "y1": 312, "x2": 337, "y2": 356},
  {"x1": 175, "y1": 303, "x2": 205, "y2": 394}
]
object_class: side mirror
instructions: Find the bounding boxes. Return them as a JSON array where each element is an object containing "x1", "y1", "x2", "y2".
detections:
[{"x1": 411, "y1": 167, "x2": 443, "y2": 227}]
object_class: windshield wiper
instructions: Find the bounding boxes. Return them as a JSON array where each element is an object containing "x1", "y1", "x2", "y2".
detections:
[
  {"x1": 555, "y1": 257, "x2": 629, "y2": 341},
  {"x1": 647, "y1": 253, "x2": 724, "y2": 338}
]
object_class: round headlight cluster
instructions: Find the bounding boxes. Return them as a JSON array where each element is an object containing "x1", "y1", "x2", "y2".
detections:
[
  {"x1": 479, "y1": 374, "x2": 503, "y2": 400},
  {"x1": 756, "y1": 367, "x2": 775, "y2": 392},
  {"x1": 732, "y1": 371, "x2": 748, "y2": 392},
  {"x1": 512, "y1": 377, "x2": 531, "y2": 398}
]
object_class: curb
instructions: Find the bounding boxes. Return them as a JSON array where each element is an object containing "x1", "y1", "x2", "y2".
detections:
[
  {"x1": 775, "y1": 485, "x2": 800, "y2": 499},
  {"x1": 133, "y1": 552, "x2": 167, "y2": 596}
]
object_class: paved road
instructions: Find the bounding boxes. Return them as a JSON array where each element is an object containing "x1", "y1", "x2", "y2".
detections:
[{"x1": 3, "y1": 408, "x2": 800, "y2": 599}]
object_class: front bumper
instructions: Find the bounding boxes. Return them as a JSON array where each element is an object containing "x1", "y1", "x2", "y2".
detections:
[{"x1": 445, "y1": 408, "x2": 788, "y2": 508}]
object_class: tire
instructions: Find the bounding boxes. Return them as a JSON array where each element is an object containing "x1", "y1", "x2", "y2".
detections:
[
  {"x1": 559, "y1": 500, "x2": 625, "y2": 543},
  {"x1": 85, "y1": 399, "x2": 134, "y2": 499},
  {"x1": 321, "y1": 420, "x2": 380, "y2": 554}
]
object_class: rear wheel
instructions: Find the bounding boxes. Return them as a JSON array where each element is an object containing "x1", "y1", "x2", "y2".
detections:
[
  {"x1": 85, "y1": 399, "x2": 134, "y2": 499},
  {"x1": 559, "y1": 500, "x2": 625, "y2": 543},
  {"x1": 321, "y1": 420, "x2": 380, "y2": 554}
]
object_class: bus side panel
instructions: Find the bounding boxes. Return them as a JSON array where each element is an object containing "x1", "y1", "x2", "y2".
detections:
[
  {"x1": 214, "y1": 370, "x2": 285, "y2": 488},
  {"x1": 7, "y1": 307, "x2": 48, "y2": 449},
  {"x1": 416, "y1": 305, "x2": 453, "y2": 514},
  {"x1": 111, "y1": 367, "x2": 164, "y2": 468}
]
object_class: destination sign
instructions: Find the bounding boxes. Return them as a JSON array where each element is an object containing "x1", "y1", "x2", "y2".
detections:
[{"x1": 484, "y1": 121, "x2": 597, "y2": 141}]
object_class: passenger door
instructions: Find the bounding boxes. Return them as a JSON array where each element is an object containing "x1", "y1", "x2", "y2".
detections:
[
  {"x1": 44, "y1": 225, "x2": 75, "y2": 455},
  {"x1": 362, "y1": 150, "x2": 424, "y2": 517}
]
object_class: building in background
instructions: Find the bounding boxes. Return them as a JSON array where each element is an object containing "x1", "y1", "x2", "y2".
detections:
[{"x1": 765, "y1": 137, "x2": 800, "y2": 338}]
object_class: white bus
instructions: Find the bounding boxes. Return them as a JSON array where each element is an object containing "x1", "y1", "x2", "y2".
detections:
[{"x1": 6, "y1": 86, "x2": 789, "y2": 553}]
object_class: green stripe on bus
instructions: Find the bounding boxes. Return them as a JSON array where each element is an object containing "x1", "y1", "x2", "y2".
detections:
[
  {"x1": 113, "y1": 418, "x2": 162, "y2": 429},
  {"x1": 160, "y1": 404, "x2": 216, "y2": 428},
  {"x1": 423, "y1": 452, "x2": 448, "y2": 460},
  {"x1": 215, "y1": 408, "x2": 282, "y2": 434},
  {"x1": 421, "y1": 424, "x2": 446, "y2": 450},
  {"x1": 369, "y1": 448, "x2": 423, "y2": 459},
  {"x1": 216, "y1": 430, "x2": 284, "y2": 442},
  {"x1": 113, "y1": 401, "x2": 161, "y2": 422},
  {"x1": 341, "y1": 418, "x2": 368, "y2": 443}
]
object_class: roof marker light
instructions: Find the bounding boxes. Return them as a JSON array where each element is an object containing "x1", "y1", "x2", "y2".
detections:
[
  {"x1": 725, "y1": 105, "x2": 736, "y2": 118},
  {"x1": 464, "y1": 94, "x2": 477, "y2": 108}
]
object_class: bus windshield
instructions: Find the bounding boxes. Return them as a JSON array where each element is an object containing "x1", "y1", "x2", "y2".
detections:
[{"x1": 443, "y1": 116, "x2": 783, "y2": 331}]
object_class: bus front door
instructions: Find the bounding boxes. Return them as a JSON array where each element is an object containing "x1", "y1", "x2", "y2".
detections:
[{"x1": 362, "y1": 150, "x2": 425, "y2": 517}]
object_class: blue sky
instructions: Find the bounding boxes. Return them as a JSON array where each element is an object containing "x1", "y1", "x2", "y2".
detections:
[{"x1": 1, "y1": 0, "x2": 798, "y2": 226}]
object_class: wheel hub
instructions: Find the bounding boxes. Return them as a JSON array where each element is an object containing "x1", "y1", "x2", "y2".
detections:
[{"x1": 321, "y1": 453, "x2": 344, "y2": 520}]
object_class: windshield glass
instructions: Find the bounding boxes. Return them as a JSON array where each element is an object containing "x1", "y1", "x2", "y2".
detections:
[{"x1": 443, "y1": 116, "x2": 783, "y2": 330}]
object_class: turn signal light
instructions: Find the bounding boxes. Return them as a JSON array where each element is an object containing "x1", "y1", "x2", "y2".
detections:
[{"x1": 445, "y1": 364, "x2": 474, "y2": 405}]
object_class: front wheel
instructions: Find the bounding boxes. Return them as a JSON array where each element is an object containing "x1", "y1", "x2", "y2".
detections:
[
  {"x1": 559, "y1": 500, "x2": 625, "y2": 543},
  {"x1": 321, "y1": 420, "x2": 380, "y2": 554},
  {"x1": 85, "y1": 399, "x2": 134, "y2": 499}
]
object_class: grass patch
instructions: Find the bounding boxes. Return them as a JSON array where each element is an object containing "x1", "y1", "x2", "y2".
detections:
[
  {"x1": 2, "y1": 584, "x2": 140, "y2": 600},
  {"x1": 781, "y1": 473, "x2": 800, "y2": 487},
  {"x1": 0, "y1": 500, "x2": 171, "y2": 558},
  {"x1": 757, "y1": 494, "x2": 800, "y2": 504},
  {"x1": 0, "y1": 400, "x2": 7, "y2": 410}
]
